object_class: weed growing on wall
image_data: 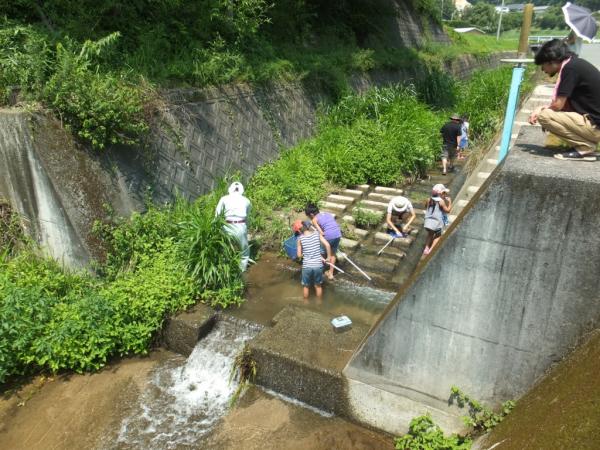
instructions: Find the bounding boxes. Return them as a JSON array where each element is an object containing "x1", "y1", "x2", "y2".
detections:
[
  {"x1": 394, "y1": 414, "x2": 471, "y2": 450},
  {"x1": 449, "y1": 386, "x2": 516, "y2": 432}
]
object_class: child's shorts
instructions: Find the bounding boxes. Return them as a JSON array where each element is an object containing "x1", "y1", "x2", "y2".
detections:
[{"x1": 302, "y1": 266, "x2": 323, "y2": 286}]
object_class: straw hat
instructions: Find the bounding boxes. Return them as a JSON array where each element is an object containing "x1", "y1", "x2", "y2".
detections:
[{"x1": 391, "y1": 196, "x2": 409, "y2": 213}]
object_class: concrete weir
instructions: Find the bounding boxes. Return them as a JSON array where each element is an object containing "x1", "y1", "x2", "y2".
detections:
[{"x1": 343, "y1": 126, "x2": 600, "y2": 434}]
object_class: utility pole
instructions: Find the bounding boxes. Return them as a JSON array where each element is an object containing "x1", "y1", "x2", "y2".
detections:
[
  {"x1": 496, "y1": 0, "x2": 505, "y2": 41},
  {"x1": 517, "y1": 4, "x2": 534, "y2": 58}
]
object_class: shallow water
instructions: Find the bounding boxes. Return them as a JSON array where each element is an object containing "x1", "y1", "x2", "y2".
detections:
[{"x1": 230, "y1": 253, "x2": 395, "y2": 326}]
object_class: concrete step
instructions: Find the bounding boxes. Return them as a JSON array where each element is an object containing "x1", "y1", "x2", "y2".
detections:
[
  {"x1": 374, "y1": 186, "x2": 404, "y2": 196},
  {"x1": 320, "y1": 201, "x2": 347, "y2": 213},
  {"x1": 373, "y1": 232, "x2": 414, "y2": 250},
  {"x1": 353, "y1": 228, "x2": 369, "y2": 239},
  {"x1": 448, "y1": 214, "x2": 457, "y2": 222},
  {"x1": 367, "y1": 192, "x2": 394, "y2": 203},
  {"x1": 341, "y1": 189, "x2": 364, "y2": 198},
  {"x1": 467, "y1": 186, "x2": 478, "y2": 195},
  {"x1": 477, "y1": 172, "x2": 491, "y2": 180},
  {"x1": 359, "y1": 199, "x2": 388, "y2": 210},
  {"x1": 340, "y1": 237, "x2": 359, "y2": 250},
  {"x1": 327, "y1": 194, "x2": 355, "y2": 204},
  {"x1": 350, "y1": 253, "x2": 400, "y2": 274},
  {"x1": 486, "y1": 158, "x2": 498, "y2": 165},
  {"x1": 457, "y1": 199, "x2": 469, "y2": 208},
  {"x1": 355, "y1": 184, "x2": 370, "y2": 192},
  {"x1": 342, "y1": 215, "x2": 355, "y2": 224}
]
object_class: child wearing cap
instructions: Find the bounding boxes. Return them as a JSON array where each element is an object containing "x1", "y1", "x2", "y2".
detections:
[
  {"x1": 297, "y1": 221, "x2": 332, "y2": 301},
  {"x1": 386, "y1": 196, "x2": 416, "y2": 238},
  {"x1": 423, "y1": 184, "x2": 452, "y2": 256}
]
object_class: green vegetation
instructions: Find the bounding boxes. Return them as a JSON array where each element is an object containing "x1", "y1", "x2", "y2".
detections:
[
  {"x1": 0, "y1": 185, "x2": 248, "y2": 383},
  {"x1": 353, "y1": 207, "x2": 384, "y2": 229},
  {"x1": 395, "y1": 387, "x2": 516, "y2": 449},
  {"x1": 0, "y1": 0, "x2": 521, "y2": 150},
  {"x1": 395, "y1": 415, "x2": 471, "y2": 450},
  {"x1": 229, "y1": 344, "x2": 257, "y2": 407},
  {"x1": 249, "y1": 66, "x2": 515, "y2": 243},
  {"x1": 450, "y1": 386, "x2": 516, "y2": 433}
]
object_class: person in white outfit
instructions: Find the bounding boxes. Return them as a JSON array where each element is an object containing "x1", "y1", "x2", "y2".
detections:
[{"x1": 215, "y1": 182, "x2": 251, "y2": 271}]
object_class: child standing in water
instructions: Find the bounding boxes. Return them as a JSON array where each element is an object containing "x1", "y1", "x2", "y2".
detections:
[{"x1": 297, "y1": 220, "x2": 332, "y2": 301}]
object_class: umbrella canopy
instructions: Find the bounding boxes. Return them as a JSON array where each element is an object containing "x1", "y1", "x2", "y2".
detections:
[{"x1": 562, "y1": 2, "x2": 598, "y2": 42}]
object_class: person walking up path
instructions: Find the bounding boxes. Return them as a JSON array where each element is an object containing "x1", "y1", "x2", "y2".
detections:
[
  {"x1": 215, "y1": 182, "x2": 251, "y2": 271},
  {"x1": 528, "y1": 39, "x2": 600, "y2": 161},
  {"x1": 440, "y1": 114, "x2": 463, "y2": 174}
]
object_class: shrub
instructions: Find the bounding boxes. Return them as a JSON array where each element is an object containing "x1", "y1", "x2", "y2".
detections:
[
  {"x1": 353, "y1": 207, "x2": 383, "y2": 229},
  {"x1": 394, "y1": 414, "x2": 471, "y2": 450},
  {"x1": 44, "y1": 34, "x2": 149, "y2": 149}
]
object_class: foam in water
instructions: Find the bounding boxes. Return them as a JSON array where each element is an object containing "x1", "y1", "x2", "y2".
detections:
[{"x1": 115, "y1": 319, "x2": 260, "y2": 449}]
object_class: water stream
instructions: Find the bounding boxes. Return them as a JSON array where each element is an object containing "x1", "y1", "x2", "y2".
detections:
[{"x1": 112, "y1": 319, "x2": 262, "y2": 449}]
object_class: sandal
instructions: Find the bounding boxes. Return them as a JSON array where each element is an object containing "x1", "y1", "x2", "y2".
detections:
[{"x1": 554, "y1": 151, "x2": 597, "y2": 162}]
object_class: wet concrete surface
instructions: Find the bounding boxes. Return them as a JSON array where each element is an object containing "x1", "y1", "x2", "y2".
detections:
[{"x1": 250, "y1": 306, "x2": 370, "y2": 413}]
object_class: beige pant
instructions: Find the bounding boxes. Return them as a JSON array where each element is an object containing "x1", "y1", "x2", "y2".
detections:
[{"x1": 538, "y1": 109, "x2": 600, "y2": 153}]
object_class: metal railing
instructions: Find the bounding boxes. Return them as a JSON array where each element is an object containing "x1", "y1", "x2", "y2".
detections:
[{"x1": 528, "y1": 35, "x2": 567, "y2": 43}]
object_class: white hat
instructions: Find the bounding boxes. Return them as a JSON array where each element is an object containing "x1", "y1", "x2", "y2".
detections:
[
  {"x1": 391, "y1": 196, "x2": 409, "y2": 212},
  {"x1": 432, "y1": 184, "x2": 450, "y2": 194},
  {"x1": 228, "y1": 182, "x2": 244, "y2": 195}
]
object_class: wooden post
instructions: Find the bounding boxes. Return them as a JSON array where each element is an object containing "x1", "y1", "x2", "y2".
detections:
[{"x1": 518, "y1": 4, "x2": 534, "y2": 57}]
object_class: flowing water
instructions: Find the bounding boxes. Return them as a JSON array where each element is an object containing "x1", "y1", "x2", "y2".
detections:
[{"x1": 111, "y1": 319, "x2": 262, "y2": 449}]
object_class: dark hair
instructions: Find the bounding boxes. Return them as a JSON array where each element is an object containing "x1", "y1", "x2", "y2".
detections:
[
  {"x1": 305, "y1": 203, "x2": 319, "y2": 217},
  {"x1": 534, "y1": 39, "x2": 572, "y2": 65}
]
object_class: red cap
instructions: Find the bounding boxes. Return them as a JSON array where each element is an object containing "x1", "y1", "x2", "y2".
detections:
[{"x1": 292, "y1": 220, "x2": 303, "y2": 233}]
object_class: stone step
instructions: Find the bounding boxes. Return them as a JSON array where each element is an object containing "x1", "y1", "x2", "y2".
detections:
[
  {"x1": 373, "y1": 232, "x2": 414, "y2": 250},
  {"x1": 367, "y1": 192, "x2": 394, "y2": 203},
  {"x1": 340, "y1": 237, "x2": 359, "y2": 250},
  {"x1": 379, "y1": 222, "x2": 422, "y2": 234},
  {"x1": 457, "y1": 199, "x2": 469, "y2": 208},
  {"x1": 355, "y1": 184, "x2": 370, "y2": 192},
  {"x1": 374, "y1": 186, "x2": 404, "y2": 196},
  {"x1": 341, "y1": 189, "x2": 364, "y2": 198},
  {"x1": 353, "y1": 228, "x2": 369, "y2": 239},
  {"x1": 327, "y1": 194, "x2": 355, "y2": 204},
  {"x1": 486, "y1": 158, "x2": 498, "y2": 165},
  {"x1": 342, "y1": 215, "x2": 355, "y2": 224},
  {"x1": 359, "y1": 199, "x2": 389, "y2": 210},
  {"x1": 477, "y1": 172, "x2": 491, "y2": 180},
  {"x1": 449, "y1": 214, "x2": 458, "y2": 222},
  {"x1": 320, "y1": 201, "x2": 347, "y2": 213},
  {"x1": 349, "y1": 253, "x2": 400, "y2": 274}
]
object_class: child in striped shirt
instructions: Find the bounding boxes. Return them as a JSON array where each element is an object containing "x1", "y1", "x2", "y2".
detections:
[{"x1": 297, "y1": 221, "x2": 332, "y2": 300}]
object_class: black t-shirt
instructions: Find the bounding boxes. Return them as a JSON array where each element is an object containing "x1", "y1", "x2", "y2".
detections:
[
  {"x1": 557, "y1": 57, "x2": 600, "y2": 127},
  {"x1": 440, "y1": 121, "x2": 462, "y2": 149}
]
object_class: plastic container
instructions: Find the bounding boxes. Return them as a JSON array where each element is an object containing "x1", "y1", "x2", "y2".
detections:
[{"x1": 331, "y1": 315, "x2": 352, "y2": 333}]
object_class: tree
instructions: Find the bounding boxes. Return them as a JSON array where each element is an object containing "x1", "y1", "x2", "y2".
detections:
[{"x1": 461, "y1": 2, "x2": 496, "y2": 32}]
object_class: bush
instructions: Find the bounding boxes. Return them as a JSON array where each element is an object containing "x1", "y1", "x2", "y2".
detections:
[
  {"x1": 394, "y1": 414, "x2": 471, "y2": 450},
  {"x1": 353, "y1": 207, "x2": 383, "y2": 228}
]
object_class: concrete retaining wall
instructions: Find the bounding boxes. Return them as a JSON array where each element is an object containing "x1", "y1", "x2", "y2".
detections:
[{"x1": 344, "y1": 126, "x2": 600, "y2": 434}]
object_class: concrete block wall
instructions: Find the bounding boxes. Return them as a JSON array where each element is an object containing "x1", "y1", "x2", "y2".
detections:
[{"x1": 149, "y1": 52, "x2": 514, "y2": 203}]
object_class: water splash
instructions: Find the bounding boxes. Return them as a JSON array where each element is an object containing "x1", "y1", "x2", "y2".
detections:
[{"x1": 115, "y1": 319, "x2": 261, "y2": 449}]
